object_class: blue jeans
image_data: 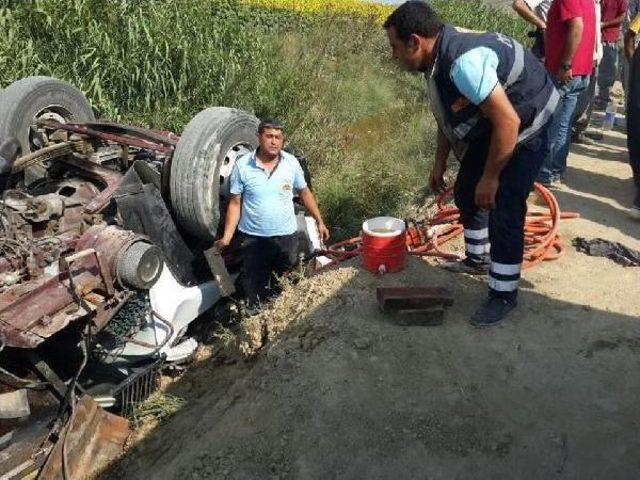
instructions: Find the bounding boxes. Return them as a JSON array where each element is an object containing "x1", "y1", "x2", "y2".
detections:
[
  {"x1": 537, "y1": 75, "x2": 590, "y2": 183},
  {"x1": 596, "y1": 42, "x2": 619, "y2": 104},
  {"x1": 574, "y1": 71, "x2": 597, "y2": 133}
]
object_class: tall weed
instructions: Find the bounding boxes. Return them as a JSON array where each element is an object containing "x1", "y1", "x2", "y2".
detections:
[{"x1": 0, "y1": 0, "x2": 526, "y2": 236}]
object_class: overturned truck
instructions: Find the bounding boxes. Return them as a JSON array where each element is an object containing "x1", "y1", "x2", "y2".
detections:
[{"x1": 0, "y1": 77, "x2": 321, "y2": 478}]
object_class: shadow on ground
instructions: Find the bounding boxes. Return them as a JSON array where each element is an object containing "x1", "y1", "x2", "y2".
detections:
[
  {"x1": 570, "y1": 140, "x2": 628, "y2": 163},
  {"x1": 548, "y1": 111, "x2": 638, "y2": 242},
  {"x1": 101, "y1": 254, "x2": 640, "y2": 480},
  {"x1": 100, "y1": 112, "x2": 640, "y2": 480},
  {"x1": 549, "y1": 164, "x2": 637, "y2": 247}
]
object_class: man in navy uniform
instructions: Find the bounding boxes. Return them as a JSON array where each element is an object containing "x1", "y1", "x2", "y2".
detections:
[{"x1": 384, "y1": 1, "x2": 558, "y2": 326}]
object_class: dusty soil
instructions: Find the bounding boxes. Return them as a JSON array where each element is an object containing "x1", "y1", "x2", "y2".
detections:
[{"x1": 103, "y1": 121, "x2": 640, "y2": 479}]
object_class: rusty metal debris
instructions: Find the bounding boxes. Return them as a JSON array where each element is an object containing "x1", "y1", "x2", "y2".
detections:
[
  {"x1": 37, "y1": 395, "x2": 131, "y2": 480},
  {"x1": 0, "y1": 115, "x2": 171, "y2": 478},
  {"x1": 37, "y1": 119, "x2": 177, "y2": 154},
  {"x1": 0, "y1": 75, "x2": 322, "y2": 479},
  {"x1": 0, "y1": 95, "x2": 219, "y2": 478}
]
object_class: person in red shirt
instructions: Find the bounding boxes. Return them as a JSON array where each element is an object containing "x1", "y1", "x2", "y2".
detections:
[
  {"x1": 595, "y1": 0, "x2": 627, "y2": 107},
  {"x1": 537, "y1": 0, "x2": 597, "y2": 185}
]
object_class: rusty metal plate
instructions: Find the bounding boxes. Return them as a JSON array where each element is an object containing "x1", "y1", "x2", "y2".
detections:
[
  {"x1": 0, "y1": 269, "x2": 102, "y2": 349},
  {"x1": 38, "y1": 395, "x2": 130, "y2": 480}
]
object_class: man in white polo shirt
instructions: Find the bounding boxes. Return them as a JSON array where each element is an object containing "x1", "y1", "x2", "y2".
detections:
[
  {"x1": 512, "y1": 0, "x2": 553, "y2": 58},
  {"x1": 215, "y1": 118, "x2": 330, "y2": 311}
]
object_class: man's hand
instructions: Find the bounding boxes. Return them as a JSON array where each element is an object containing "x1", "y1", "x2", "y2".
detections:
[
  {"x1": 214, "y1": 236, "x2": 231, "y2": 250},
  {"x1": 512, "y1": 0, "x2": 546, "y2": 31},
  {"x1": 299, "y1": 187, "x2": 330, "y2": 243},
  {"x1": 474, "y1": 85, "x2": 518, "y2": 210},
  {"x1": 429, "y1": 162, "x2": 447, "y2": 194},
  {"x1": 475, "y1": 175, "x2": 500, "y2": 210},
  {"x1": 557, "y1": 17, "x2": 582, "y2": 83},
  {"x1": 626, "y1": 43, "x2": 635, "y2": 60},
  {"x1": 217, "y1": 194, "x2": 241, "y2": 251},
  {"x1": 317, "y1": 222, "x2": 330, "y2": 242},
  {"x1": 625, "y1": 31, "x2": 636, "y2": 60},
  {"x1": 556, "y1": 67, "x2": 573, "y2": 84}
]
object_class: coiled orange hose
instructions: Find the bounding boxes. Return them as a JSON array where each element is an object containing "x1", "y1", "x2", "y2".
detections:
[{"x1": 314, "y1": 182, "x2": 579, "y2": 272}]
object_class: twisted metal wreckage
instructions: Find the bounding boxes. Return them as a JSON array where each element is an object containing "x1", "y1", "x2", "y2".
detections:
[{"x1": 0, "y1": 77, "x2": 322, "y2": 478}]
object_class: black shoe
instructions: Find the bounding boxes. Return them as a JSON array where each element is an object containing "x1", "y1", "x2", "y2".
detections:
[
  {"x1": 470, "y1": 296, "x2": 517, "y2": 327},
  {"x1": 571, "y1": 131, "x2": 596, "y2": 145},
  {"x1": 593, "y1": 100, "x2": 607, "y2": 111},
  {"x1": 584, "y1": 130, "x2": 603, "y2": 141},
  {"x1": 440, "y1": 257, "x2": 489, "y2": 275}
]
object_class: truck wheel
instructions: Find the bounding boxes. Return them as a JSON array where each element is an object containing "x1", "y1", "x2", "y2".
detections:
[
  {"x1": 170, "y1": 107, "x2": 259, "y2": 242},
  {"x1": 0, "y1": 76, "x2": 95, "y2": 153}
]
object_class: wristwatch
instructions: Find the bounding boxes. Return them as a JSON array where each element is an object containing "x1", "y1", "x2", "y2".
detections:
[{"x1": 560, "y1": 63, "x2": 572, "y2": 71}]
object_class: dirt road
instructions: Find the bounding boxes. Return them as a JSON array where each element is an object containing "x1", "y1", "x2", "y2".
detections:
[{"x1": 105, "y1": 124, "x2": 640, "y2": 479}]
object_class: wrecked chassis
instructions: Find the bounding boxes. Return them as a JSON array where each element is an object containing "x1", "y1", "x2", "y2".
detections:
[{"x1": 0, "y1": 77, "x2": 321, "y2": 478}]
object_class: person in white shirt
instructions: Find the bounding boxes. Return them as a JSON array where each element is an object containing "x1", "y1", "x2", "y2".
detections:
[{"x1": 512, "y1": 0, "x2": 553, "y2": 58}]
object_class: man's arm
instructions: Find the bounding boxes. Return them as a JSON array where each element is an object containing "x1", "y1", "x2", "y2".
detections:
[
  {"x1": 625, "y1": 12, "x2": 640, "y2": 58},
  {"x1": 557, "y1": 17, "x2": 584, "y2": 82},
  {"x1": 299, "y1": 187, "x2": 330, "y2": 241},
  {"x1": 215, "y1": 194, "x2": 242, "y2": 249},
  {"x1": 602, "y1": 0, "x2": 628, "y2": 27},
  {"x1": 429, "y1": 127, "x2": 450, "y2": 194},
  {"x1": 625, "y1": 29, "x2": 637, "y2": 58},
  {"x1": 474, "y1": 85, "x2": 521, "y2": 210},
  {"x1": 602, "y1": 13, "x2": 626, "y2": 28},
  {"x1": 512, "y1": 0, "x2": 547, "y2": 29}
]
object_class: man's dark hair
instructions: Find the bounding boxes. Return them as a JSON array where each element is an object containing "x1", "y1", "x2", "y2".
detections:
[
  {"x1": 383, "y1": 1, "x2": 443, "y2": 42},
  {"x1": 258, "y1": 118, "x2": 284, "y2": 134}
]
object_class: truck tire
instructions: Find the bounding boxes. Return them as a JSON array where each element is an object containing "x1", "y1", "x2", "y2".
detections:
[
  {"x1": 0, "y1": 76, "x2": 95, "y2": 153},
  {"x1": 170, "y1": 107, "x2": 259, "y2": 242}
]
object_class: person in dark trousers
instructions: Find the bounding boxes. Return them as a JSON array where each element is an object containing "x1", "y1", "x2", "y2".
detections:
[
  {"x1": 572, "y1": 0, "x2": 602, "y2": 143},
  {"x1": 624, "y1": 14, "x2": 640, "y2": 219},
  {"x1": 595, "y1": 0, "x2": 627, "y2": 108},
  {"x1": 215, "y1": 119, "x2": 330, "y2": 311},
  {"x1": 383, "y1": 1, "x2": 559, "y2": 327}
]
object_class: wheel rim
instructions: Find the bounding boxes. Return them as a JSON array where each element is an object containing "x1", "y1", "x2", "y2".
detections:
[
  {"x1": 219, "y1": 143, "x2": 252, "y2": 205},
  {"x1": 28, "y1": 105, "x2": 73, "y2": 151}
]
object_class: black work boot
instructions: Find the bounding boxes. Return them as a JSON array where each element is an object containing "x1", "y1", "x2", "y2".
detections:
[
  {"x1": 440, "y1": 257, "x2": 489, "y2": 275},
  {"x1": 470, "y1": 296, "x2": 517, "y2": 327}
]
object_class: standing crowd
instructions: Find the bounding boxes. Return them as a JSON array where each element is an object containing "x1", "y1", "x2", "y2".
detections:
[{"x1": 512, "y1": 0, "x2": 640, "y2": 218}]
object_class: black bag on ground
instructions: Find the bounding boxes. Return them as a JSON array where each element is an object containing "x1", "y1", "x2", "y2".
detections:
[{"x1": 573, "y1": 237, "x2": 640, "y2": 267}]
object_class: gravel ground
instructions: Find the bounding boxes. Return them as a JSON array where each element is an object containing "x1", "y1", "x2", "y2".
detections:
[{"x1": 102, "y1": 99, "x2": 640, "y2": 480}]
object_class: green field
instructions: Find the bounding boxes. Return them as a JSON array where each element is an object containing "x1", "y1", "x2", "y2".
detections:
[{"x1": 0, "y1": 0, "x2": 528, "y2": 237}]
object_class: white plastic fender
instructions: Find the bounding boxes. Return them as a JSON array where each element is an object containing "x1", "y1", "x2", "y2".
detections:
[{"x1": 115, "y1": 266, "x2": 223, "y2": 362}]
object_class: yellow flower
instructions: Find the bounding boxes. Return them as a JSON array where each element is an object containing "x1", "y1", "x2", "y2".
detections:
[{"x1": 242, "y1": 0, "x2": 394, "y2": 23}]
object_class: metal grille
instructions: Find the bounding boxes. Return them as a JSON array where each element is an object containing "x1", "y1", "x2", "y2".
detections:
[{"x1": 113, "y1": 356, "x2": 164, "y2": 417}]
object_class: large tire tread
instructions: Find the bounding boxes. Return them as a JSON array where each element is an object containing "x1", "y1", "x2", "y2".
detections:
[
  {"x1": 0, "y1": 76, "x2": 95, "y2": 152},
  {"x1": 170, "y1": 107, "x2": 258, "y2": 241}
]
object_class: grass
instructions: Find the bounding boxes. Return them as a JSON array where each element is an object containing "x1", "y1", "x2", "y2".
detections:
[
  {"x1": 131, "y1": 391, "x2": 187, "y2": 429},
  {"x1": 0, "y1": 0, "x2": 528, "y2": 237}
]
